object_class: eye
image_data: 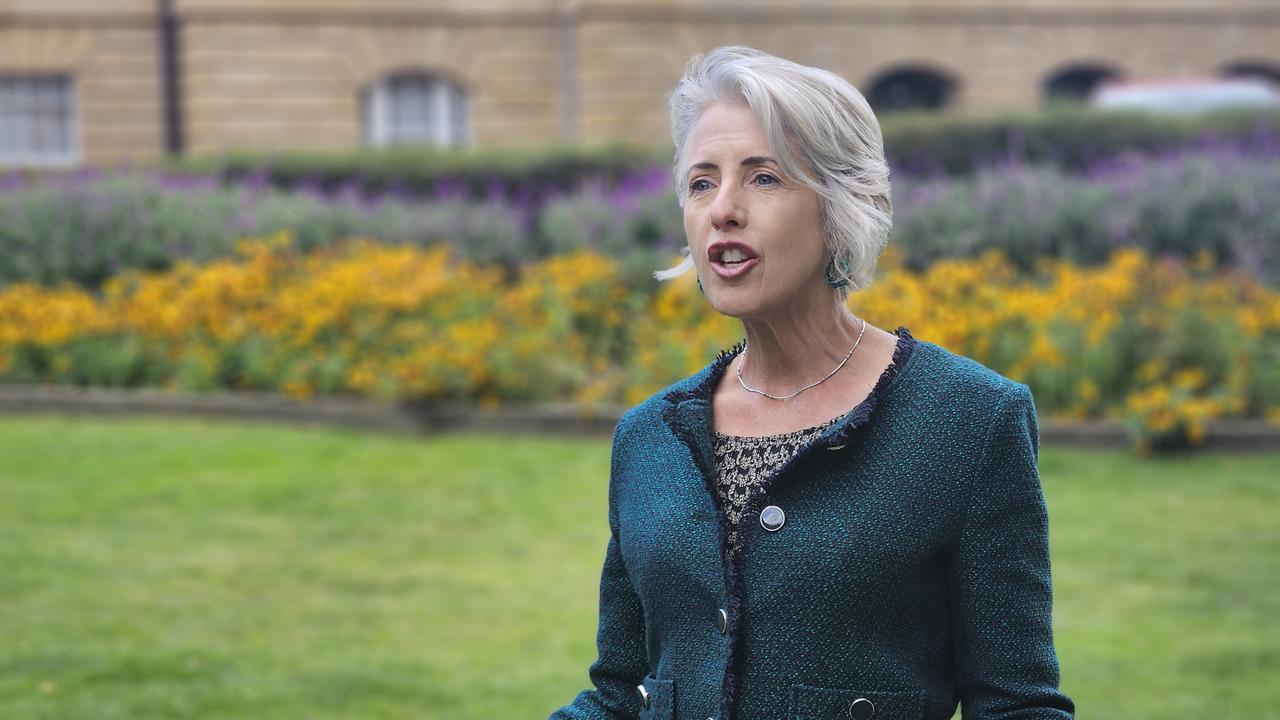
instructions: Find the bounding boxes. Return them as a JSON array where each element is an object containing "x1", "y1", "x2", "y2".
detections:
[
  {"x1": 755, "y1": 173, "x2": 779, "y2": 186},
  {"x1": 689, "y1": 178, "x2": 711, "y2": 193}
]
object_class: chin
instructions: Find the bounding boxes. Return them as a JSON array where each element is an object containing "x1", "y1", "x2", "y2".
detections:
[{"x1": 707, "y1": 287, "x2": 767, "y2": 319}]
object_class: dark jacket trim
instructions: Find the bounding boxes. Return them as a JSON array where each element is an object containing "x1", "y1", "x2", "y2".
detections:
[
  {"x1": 659, "y1": 326, "x2": 918, "y2": 720},
  {"x1": 658, "y1": 338, "x2": 746, "y2": 720},
  {"x1": 817, "y1": 325, "x2": 918, "y2": 450}
]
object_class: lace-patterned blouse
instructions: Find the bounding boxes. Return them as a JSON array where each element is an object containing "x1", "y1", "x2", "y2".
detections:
[{"x1": 712, "y1": 414, "x2": 842, "y2": 565}]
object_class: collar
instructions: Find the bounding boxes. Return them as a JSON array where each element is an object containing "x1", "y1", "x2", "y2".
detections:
[{"x1": 659, "y1": 326, "x2": 919, "y2": 485}]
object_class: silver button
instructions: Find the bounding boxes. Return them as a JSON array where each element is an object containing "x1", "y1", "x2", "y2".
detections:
[
  {"x1": 760, "y1": 505, "x2": 785, "y2": 531},
  {"x1": 849, "y1": 697, "x2": 875, "y2": 720},
  {"x1": 717, "y1": 608, "x2": 728, "y2": 634},
  {"x1": 637, "y1": 683, "x2": 650, "y2": 708}
]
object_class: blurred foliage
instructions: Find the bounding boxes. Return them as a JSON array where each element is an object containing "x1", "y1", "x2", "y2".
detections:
[
  {"x1": 2, "y1": 143, "x2": 1276, "y2": 289},
  {"x1": 879, "y1": 104, "x2": 1280, "y2": 176},
  {"x1": 889, "y1": 146, "x2": 1280, "y2": 285},
  {"x1": 1, "y1": 234, "x2": 1276, "y2": 453},
  {"x1": 171, "y1": 140, "x2": 670, "y2": 201}
]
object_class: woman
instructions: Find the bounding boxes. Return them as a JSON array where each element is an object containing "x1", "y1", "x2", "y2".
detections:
[{"x1": 549, "y1": 46, "x2": 1074, "y2": 720}]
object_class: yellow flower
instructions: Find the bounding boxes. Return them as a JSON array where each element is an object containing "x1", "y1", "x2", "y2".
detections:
[
  {"x1": 1, "y1": 237, "x2": 1276, "y2": 433},
  {"x1": 1187, "y1": 421, "x2": 1206, "y2": 445},
  {"x1": 1078, "y1": 378, "x2": 1099, "y2": 404},
  {"x1": 283, "y1": 379, "x2": 314, "y2": 400},
  {"x1": 1173, "y1": 368, "x2": 1207, "y2": 391}
]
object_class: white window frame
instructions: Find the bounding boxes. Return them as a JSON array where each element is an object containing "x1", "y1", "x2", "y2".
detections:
[
  {"x1": 0, "y1": 74, "x2": 78, "y2": 167},
  {"x1": 363, "y1": 72, "x2": 467, "y2": 149}
]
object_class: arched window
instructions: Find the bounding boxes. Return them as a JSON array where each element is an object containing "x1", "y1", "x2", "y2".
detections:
[
  {"x1": 1221, "y1": 60, "x2": 1280, "y2": 89},
  {"x1": 866, "y1": 66, "x2": 957, "y2": 113},
  {"x1": 361, "y1": 72, "x2": 467, "y2": 148},
  {"x1": 0, "y1": 74, "x2": 76, "y2": 166},
  {"x1": 1043, "y1": 63, "x2": 1123, "y2": 105}
]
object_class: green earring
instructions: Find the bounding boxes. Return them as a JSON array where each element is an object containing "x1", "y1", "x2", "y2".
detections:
[{"x1": 824, "y1": 258, "x2": 851, "y2": 289}]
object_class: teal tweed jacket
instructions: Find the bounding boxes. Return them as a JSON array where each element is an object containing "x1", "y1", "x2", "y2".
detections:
[{"x1": 549, "y1": 327, "x2": 1074, "y2": 720}]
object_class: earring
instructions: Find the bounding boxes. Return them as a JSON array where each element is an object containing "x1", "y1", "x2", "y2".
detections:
[
  {"x1": 824, "y1": 258, "x2": 851, "y2": 289},
  {"x1": 696, "y1": 274, "x2": 705, "y2": 295}
]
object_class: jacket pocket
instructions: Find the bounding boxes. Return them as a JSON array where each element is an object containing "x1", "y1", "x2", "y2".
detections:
[
  {"x1": 637, "y1": 673, "x2": 674, "y2": 720},
  {"x1": 790, "y1": 684, "x2": 926, "y2": 720}
]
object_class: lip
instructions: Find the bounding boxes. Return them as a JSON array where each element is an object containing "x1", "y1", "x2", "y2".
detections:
[{"x1": 707, "y1": 241, "x2": 760, "y2": 280}]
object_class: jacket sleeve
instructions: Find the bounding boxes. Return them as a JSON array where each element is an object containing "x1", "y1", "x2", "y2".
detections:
[
  {"x1": 548, "y1": 421, "x2": 648, "y2": 719},
  {"x1": 948, "y1": 383, "x2": 1075, "y2": 719}
]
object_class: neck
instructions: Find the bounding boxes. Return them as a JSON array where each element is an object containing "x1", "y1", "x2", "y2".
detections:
[{"x1": 736, "y1": 300, "x2": 865, "y2": 397}]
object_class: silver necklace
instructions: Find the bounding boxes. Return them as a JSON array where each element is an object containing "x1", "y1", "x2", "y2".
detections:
[{"x1": 736, "y1": 317, "x2": 867, "y2": 401}]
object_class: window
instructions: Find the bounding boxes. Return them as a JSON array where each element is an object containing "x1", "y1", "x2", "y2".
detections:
[
  {"x1": 866, "y1": 66, "x2": 957, "y2": 114},
  {"x1": 0, "y1": 74, "x2": 77, "y2": 166},
  {"x1": 1221, "y1": 60, "x2": 1280, "y2": 89},
  {"x1": 362, "y1": 72, "x2": 467, "y2": 148},
  {"x1": 1043, "y1": 64, "x2": 1123, "y2": 106}
]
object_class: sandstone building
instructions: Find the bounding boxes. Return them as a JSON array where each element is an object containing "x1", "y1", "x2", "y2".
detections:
[{"x1": 0, "y1": 0, "x2": 1276, "y2": 166}]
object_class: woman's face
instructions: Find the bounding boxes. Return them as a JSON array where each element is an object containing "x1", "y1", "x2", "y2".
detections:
[{"x1": 683, "y1": 101, "x2": 829, "y2": 319}]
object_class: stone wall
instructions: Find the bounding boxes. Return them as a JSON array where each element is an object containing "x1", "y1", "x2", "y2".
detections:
[
  {"x1": 0, "y1": 3, "x2": 162, "y2": 164},
  {"x1": 0, "y1": 0, "x2": 1276, "y2": 163}
]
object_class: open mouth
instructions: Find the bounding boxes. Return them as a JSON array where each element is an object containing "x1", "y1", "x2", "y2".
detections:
[
  {"x1": 716, "y1": 248, "x2": 755, "y2": 265},
  {"x1": 711, "y1": 240, "x2": 757, "y2": 274}
]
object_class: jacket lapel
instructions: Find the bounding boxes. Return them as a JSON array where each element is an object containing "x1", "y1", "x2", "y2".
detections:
[{"x1": 659, "y1": 340, "x2": 744, "y2": 502}]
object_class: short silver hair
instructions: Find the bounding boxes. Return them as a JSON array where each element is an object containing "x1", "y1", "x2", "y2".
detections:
[{"x1": 655, "y1": 45, "x2": 893, "y2": 299}]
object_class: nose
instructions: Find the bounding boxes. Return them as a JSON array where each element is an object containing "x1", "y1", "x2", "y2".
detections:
[{"x1": 709, "y1": 179, "x2": 745, "y2": 231}]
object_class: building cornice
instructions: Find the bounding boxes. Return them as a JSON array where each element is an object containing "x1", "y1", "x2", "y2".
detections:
[{"x1": 2, "y1": 3, "x2": 1278, "y2": 29}]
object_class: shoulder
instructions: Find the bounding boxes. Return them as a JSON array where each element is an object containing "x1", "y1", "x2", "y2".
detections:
[
  {"x1": 603, "y1": 365, "x2": 715, "y2": 508},
  {"x1": 612, "y1": 370, "x2": 703, "y2": 446},
  {"x1": 902, "y1": 339, "x2": 1035, "y2": 447},
  {"x1": 611, "y1": 344, "x2": 735, "y2": 444},
  {"x1": 912, "y1": 339, "x2": 1028, "y2": 404}
]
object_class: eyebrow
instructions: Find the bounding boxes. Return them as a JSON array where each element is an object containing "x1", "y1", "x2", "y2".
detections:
[{"x1": 688, "y1": 155, "x2": 778, "y2": 173}]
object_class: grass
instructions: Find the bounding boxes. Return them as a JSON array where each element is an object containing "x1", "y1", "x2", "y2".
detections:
[{"x1": 0, "y1": 415, "x2": 1277, "y2": 719}]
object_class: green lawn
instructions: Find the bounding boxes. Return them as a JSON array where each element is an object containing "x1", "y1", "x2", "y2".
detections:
[{"x1": 0, "y1": 416, "x2": 1276, "y2": 719}]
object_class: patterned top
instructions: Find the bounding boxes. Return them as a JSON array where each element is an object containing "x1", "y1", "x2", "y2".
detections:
[{"x1": 712, "y1": 414, "x2": 842, "y2": 564}]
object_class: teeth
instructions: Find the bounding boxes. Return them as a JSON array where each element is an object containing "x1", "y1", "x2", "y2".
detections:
[{"x1": 721, "y1": 248, "x2": 748, "y2": 263}]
